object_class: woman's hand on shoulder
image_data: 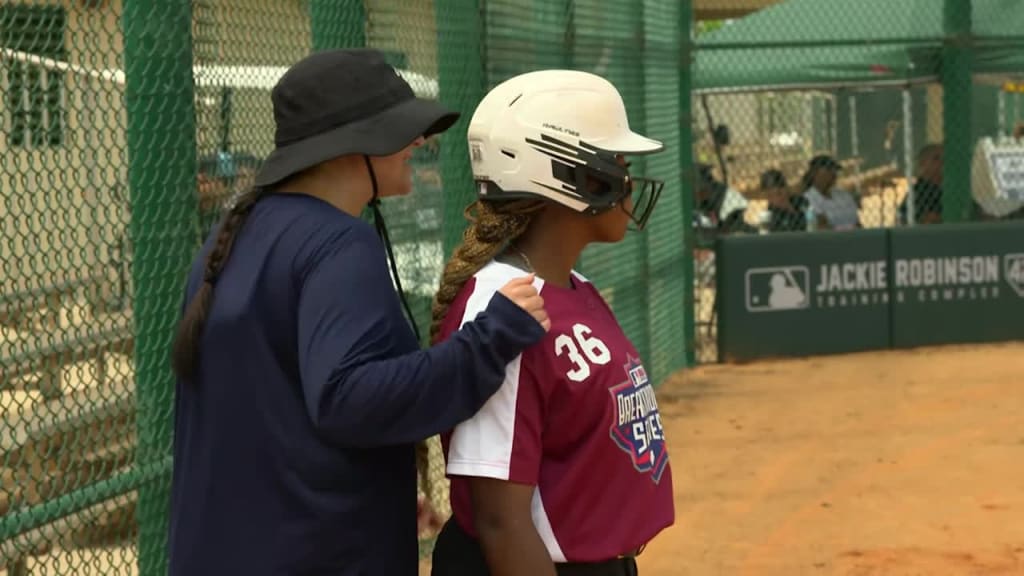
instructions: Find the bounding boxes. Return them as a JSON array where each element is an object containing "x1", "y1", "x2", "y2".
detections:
[{"x1": 498, "y1": 274, "x2": 551, "y2": 332}]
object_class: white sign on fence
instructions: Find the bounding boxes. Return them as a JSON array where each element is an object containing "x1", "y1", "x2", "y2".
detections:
[{"x1": 990, "y1": 149, "x2": 1024, "y2": 202}]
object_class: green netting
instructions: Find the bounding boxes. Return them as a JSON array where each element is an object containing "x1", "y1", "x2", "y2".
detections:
[
  {"x1": 690, "y1": 0, "x2": 1024, "y2": 364},
  {"x1": 642, "y1": 0, "x2": 689, "y2": 382},
  {"x1": 424, "y1": 0, "x2": 691, "y2": 557},
  {"x1": 695, "y1": 0, "x2": 1024, "y2": 92},
  {"x1": 6, "y1": 0, "x2": 1022, "y2": 571},
  {"x1": 1, "y1": 0, "x2": 692, "y2": 572}
]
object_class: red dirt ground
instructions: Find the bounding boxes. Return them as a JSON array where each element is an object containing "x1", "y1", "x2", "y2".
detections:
[
  {"x1": 638, "y1": 342, "x2": 1024, "y2": 575},
  {"x1": 420, "y1": 342, "x2": 1024, "y2": 575}
]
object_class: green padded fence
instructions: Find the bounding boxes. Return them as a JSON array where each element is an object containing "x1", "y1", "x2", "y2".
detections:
[
  {"x1": 716, "y1": 221, "x2": 1024, "y2": 362},
  {"x1": 0, "y1": 0, "x2": 692, "y2": 572}
]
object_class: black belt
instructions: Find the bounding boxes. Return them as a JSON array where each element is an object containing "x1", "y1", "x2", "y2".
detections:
[
  {"x1": 555, "y1": 556, "x2": 638, "y2": 576},
  {"x1": 432, "y1": 517, "x2": 642, "y2": 576}
]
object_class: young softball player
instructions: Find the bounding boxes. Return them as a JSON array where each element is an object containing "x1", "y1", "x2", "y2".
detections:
[{"x1": 428, "y1": 70, "x2": 675, "y2": 576}]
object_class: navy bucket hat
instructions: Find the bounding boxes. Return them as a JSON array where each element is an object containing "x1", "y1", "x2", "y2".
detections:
[{"x1": 254, "y1": 49, "x2": 459, "y2": 188}]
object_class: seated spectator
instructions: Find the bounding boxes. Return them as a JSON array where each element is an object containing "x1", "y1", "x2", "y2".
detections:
[
  {"x1": 760, "y1": 168, "x2": 807, "y2": 232},
  {"x1": 695, "y1": 163, "x2": 757, "y2": 235},
  {"x1": 801, "y1": 154, "x2": 860, "y2": 230},
  {"x1": 898, "y1": 143, "x2": 943, "y2": 225},
  {"x1": 900, "y1": 142, "x2": 992, "y2": 223}
]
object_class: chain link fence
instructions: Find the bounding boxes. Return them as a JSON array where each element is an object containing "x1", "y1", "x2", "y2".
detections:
[
  {"x1": 690, "y1": 0, "x2": 1024, "y2": 363},
  {"x1": 1, "y1": 0, "x2": 691, "y2": 572},
  {"x1": 6, "y1": 0, "x2": 1021, "y2": 572},
  {"x1": 2, "y1": 1, "x2": 138, "y2": 574}
]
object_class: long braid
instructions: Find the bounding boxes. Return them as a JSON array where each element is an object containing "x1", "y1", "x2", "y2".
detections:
[
  {"x1": 172, "y1": 187, "x2": 267, "y2": 381},
  {"x1": 416, "y1": 198, "x2": 545, "y2": 503},
  {"x1": 429, "y1": 198, "x2": 545, "y2": 342}
]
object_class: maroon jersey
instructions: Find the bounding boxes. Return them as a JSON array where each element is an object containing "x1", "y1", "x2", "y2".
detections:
[{"x1": 437, "y1": 261, "x2": 675, "y2": 562}]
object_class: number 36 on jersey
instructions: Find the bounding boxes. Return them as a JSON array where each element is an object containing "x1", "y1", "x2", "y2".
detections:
[{"x1": 554, "y1": 323, "x2": 611, "y2": 382}]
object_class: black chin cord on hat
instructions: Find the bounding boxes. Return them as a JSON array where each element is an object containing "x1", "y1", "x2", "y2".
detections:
[{"x1": 363, "y1": 155, "x2": 422, "y2": 343}]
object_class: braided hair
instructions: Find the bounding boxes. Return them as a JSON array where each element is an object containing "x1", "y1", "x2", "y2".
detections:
[
  {"x1": 171, "y1": 187, "x2": 266, "y2": 381},
  {"x1": 416, "y1": 198, "x2": 544, "y2": 498}
]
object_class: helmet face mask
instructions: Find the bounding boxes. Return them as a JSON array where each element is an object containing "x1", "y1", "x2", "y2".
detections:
[
  {"x1": 468, "y1": 70, "x2": 666, "y2": 229},
  {"x1": 625, "y1": 175, "x2": 664, "y2": 231}
]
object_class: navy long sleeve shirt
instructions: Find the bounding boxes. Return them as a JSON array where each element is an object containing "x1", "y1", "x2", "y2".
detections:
[{"x1": 167, "y1": 193, "x2": 544, "y2": 575}]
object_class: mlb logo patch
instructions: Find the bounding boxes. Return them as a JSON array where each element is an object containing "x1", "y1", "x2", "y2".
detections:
[{"x1": 629, "y1": 364, "x2": 648, "y2": 388}]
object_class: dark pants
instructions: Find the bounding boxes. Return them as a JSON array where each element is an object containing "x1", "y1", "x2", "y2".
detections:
[{"x1": 431, "y1": 518, "x2": 639, "y2": 576}]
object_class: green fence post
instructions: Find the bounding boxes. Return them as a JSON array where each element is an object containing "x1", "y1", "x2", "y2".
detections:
[
  {"x1": 436, "y1": 0, "x2": 485, "y2": 258},
  {"x1": 309, "y1": 0, "x2": 365, "y2": 51},
  {"x1": 942, "y1": 0, "x2": 973, "y2": 223},
  {"x1": 122, "y1": 1, "x2": 196, "y2": 574},
  {"x1": 630, "y1": 2, "x2": 652, "y2": 368},
  {"x1": 679, "y1": 0, "x2": 695, "y2": 366}
]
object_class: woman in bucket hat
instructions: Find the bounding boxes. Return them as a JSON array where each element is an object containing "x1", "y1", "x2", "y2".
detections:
[{"x1": 167, "y1": 49, "x2": 550, "y2": 575}]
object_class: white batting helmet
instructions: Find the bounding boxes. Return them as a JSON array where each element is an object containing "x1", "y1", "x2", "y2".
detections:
[{"x1": 466, "y1": 69, "x2": 665, "y2": 229}]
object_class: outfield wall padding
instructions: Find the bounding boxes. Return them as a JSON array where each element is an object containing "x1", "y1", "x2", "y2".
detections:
[{"x1": 716, "y1": 221, "x2": 1024, "y2": 361}]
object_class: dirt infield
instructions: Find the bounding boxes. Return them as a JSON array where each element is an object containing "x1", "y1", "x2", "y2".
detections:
[
  {"x1": 638, "y1": 342, "x2": 1024, "y2": 576},
  {"x1": 11, "y1": 340, "x2": 1022, "y2": 575},
  {"x1": 420, "y1": 342, "x2": 1023, "y2": 575}
]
